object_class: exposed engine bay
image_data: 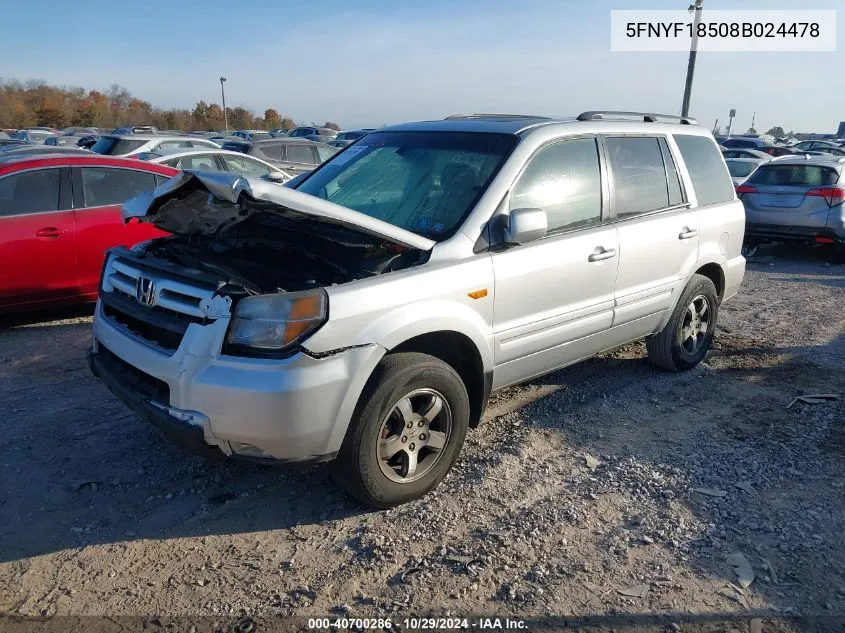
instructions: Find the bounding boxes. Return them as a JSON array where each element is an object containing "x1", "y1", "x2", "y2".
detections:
[{"x1": 143, "y1": 209, "x2": 428, "y2": 295}]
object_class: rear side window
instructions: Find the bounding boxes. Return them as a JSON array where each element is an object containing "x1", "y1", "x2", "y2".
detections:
[
  {"x1": 606, "y1": 137, "x2": 669, "y2": 218},
  {"x1": 674, "y1": 135, "x2": 736, "y2": 206},
  {"x1": 285, "y1": 144, "x2": 317, "y2": 164},
  {"x1": 746, "y1": 164, "x2": 839, "y2": 186},
  {"x1": 80, "y1": 168, "x2": 157, "y2": 207},
  {"x1": 510, "y1": 137, "x2": 602, "y2": 232},
  {"x1": 255, "y1": 144, "x2": 283, "y2": 161},
  {"x1": 0, "y1": 169, "x2": 60, "y2": 216}
]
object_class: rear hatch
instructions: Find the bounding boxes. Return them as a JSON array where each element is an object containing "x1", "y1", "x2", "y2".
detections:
[{"x1": 738, "y1": 162, "x2": 842, "y2": 229}]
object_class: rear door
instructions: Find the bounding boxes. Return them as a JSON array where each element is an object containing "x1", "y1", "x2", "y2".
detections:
[
  {"x1": 740, "y1": 162, "x2": 841, "y2": 230},
  {"x1": 607, "y1": 135, "x2": 700, "y2": 335},
  {"x1": 71, "y1": 166, "x2": 165, "y2": 296},
  {"x1": 0, "y1": 166, "x2": 77, "y2": 308}
]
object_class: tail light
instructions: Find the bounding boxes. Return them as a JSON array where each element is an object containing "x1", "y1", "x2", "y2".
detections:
[
  {"x1": 806, "y1": 187, "x2": 845, "y2": 206},
  {"x1": 736, "y1": 184, "x2": 757, "y2": 196},
  {"x1": 815, "y1": 237, "x2": 835, "y2": 244}
]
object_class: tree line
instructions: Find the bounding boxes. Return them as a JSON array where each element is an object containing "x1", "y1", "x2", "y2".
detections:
[{"x1": 0, "y1": 79, "x2": 340, "y2": 132}]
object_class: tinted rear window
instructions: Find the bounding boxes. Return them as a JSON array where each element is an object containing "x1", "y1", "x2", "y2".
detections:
[
  {"x1": 746, "y1": 164, "x2": 839, "y2": 187},
  {"x1": 673, "y1": 135, "x2": 735, "y2": 206},
  {"x1": 80, "y1": 168, "x2": 157, "y2": 207},
  {"x1": 90, "y1": 137, "x2": 146, "y2": 155},
  {"x1": 285, "y1": 144, "x2": 316, "y2": 164},
  {"x1": 221, "y1": 142, "x2": 249, "y2": 153}
]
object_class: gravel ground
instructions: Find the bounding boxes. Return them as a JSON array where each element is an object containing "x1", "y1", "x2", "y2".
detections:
[{"x1": 1, "y1": 244, "x2": 844, "y2": 633}]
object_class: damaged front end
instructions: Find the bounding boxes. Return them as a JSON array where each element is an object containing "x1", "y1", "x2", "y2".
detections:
[{"x1": 111, "y1": 170, "x2": 433, "y2": 357}]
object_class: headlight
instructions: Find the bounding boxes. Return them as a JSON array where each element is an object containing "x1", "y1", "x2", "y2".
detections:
[{"x1": 226, "y1": 289, "x2": 328, "y2": 351}]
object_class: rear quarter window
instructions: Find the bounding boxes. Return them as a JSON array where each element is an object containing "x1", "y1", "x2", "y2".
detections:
[{"x1": 673, "y1": 135, "x2": 735, "y2": 206}]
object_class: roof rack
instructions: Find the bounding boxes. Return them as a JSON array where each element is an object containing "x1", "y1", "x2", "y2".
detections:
[
  {"x1": 576, "y1": 111, "x2": 698, "y2": 125},
  {"x1": 444, "y1": 113, "x2": 552, "y2": 121}
]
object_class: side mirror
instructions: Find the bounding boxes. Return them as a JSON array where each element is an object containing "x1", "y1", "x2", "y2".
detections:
[
  {"x1": 266, "y1": 171, "x2": 286, "y2": 182},
  {"x1": 504, "y1": 208, "x2": 547, "y2": 245}
]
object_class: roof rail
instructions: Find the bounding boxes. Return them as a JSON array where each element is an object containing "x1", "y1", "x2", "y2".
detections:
[
  {"x1": 576, "y1": 111, "x2": 698, "y2": 125},
  {"x1": 444, "y1": 113, "x2": 552, "y2": 121}
]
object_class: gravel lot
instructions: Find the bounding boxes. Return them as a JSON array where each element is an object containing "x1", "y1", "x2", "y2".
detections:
[{"x1": 1, "y1": 244, "x2": 844, "y2": 633}]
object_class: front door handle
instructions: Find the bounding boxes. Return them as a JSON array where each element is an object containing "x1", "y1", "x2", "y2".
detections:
[
  {"x1": 588, "y1": 247, "x2": 617, "y2": 262},
  {"x1": 679, "y1": 227, "x2": 699, "y2": 240},
  {"x1": 35, "y1": 227, "x2": 65, "y2": 239}
]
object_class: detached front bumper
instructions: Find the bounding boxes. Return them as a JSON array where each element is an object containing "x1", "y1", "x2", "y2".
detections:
[{"x1": 90, "y1": 300, "x2": 384, "y2": 464}]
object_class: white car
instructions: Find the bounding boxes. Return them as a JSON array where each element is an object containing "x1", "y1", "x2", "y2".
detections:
[
  {"x1": 725, "y1": 157, "x2": 769, "y2": 186},
  {"x1": 90, "y1": 134, "x2": 220, "y2": 157},
  {"x1": 142, "y1": 149, "x2": 292, "y2": 183}
]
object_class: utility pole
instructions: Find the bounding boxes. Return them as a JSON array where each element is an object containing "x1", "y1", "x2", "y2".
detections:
[
  {"x1": 726, "y1": 108, "x2": 736, "y2": 137},
  {"x1": 220, "y1": 77, "x2": 228, "y2": 133},
  {"x1": 749, "y1": 111, "x2": 756, "y2": 133},
  {"x1": 713, "y1": 118, "x2": 719, "y2": 134},
  {"x1": 681, "y1": 0, "x2": 704, "y2": 118}
]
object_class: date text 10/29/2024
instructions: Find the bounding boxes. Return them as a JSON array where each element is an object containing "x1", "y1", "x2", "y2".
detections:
[{"x1": 307, "y1": 617, "x2": 527, "y2": 630}]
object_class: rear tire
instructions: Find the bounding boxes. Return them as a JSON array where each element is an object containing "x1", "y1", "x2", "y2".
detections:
[
  {"x1": 647, "y1": 274, "x2": 719, "y2": 372},
  {"x1": 330, "y1": 352, "x2": 470, "y2": 508}
]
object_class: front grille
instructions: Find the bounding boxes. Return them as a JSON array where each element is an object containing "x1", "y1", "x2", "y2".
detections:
[
  {"x1": 96, "y1": 345, "x2": 170, "y2": 404},
  {"x1": 100, "y1": 256, "x2": 219, "y2": 353}
]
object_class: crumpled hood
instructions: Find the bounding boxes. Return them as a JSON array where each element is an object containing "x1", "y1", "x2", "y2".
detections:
[{"x1": 122, "y1": 170, "x2": 435, "y2": 251}]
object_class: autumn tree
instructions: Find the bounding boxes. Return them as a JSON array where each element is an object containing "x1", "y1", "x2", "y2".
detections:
[
  {"x1": 323, "y1": 121, "x2": 341, "y2": 131},
  {"x1": 263, "y1": 108, "x2": 281, "y2": 129},
  {"x1": 766, "y1": 126, "x2": 785, "y2": 137}
]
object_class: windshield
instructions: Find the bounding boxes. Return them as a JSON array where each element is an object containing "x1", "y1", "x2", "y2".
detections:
[
  {"x1": 296, "y1": 131, "x2": 517, "y2": 240},
  {"x1": 91, "y1": 136, "x2": 146, "y2": 155},
  {"x1": 726, "y1": 161, "x2": 757, "y2": 178},
  {"x1": 290, "y1": 128, "x2": 314, "y2": 137}
]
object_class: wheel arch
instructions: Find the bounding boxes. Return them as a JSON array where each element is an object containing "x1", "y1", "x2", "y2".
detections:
[
  {"x1": 390, "y1": 330, "x2": 491, "y2": 428},
  {"x1": 694, "y1": 262, "x2": 726, "y2": 302}
]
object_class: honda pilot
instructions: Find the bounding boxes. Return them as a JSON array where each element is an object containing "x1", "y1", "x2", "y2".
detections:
[{"x1": 89, "y1": 111, "x2": 746, "y2": 507}]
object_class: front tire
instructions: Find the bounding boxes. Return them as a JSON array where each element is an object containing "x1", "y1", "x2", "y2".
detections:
[
  {"x1": 330, "y1": 352, "x2": 470, "y2": 508},
  {"x1": 647, "y1": 274, "x2": 719, "y2": 372}
]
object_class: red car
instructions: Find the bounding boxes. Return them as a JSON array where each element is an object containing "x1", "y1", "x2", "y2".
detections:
[{"x1": 0, "y1": 153, "x2": 178, "y2": 312}]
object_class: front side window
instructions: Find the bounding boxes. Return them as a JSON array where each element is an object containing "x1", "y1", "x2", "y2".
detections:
[
  {"x1": 80, "y1": 168, "x2": 157, "y2": 207},
  {"x1": 296, "y1": 131, "x2": 517, "y2": 240},
  {"x1": 156, "y1": 140, "x2": 191, "y2": 150},
  {"x1": 285, "y1": 144, "x2": 317, "y2": 164},
  {"x1": 510, "y1": 137, "x2": 602, "y2": 233},
  {"x1": 606, "y1": 137, "x2": 670, "y2": 218},
  {"x1": 176, "y1": 154, "x2": 219, "y2": 171},
  {"x1": 0, "y1": 169, "x2": 60, "y2": 216},
  {"x1": 223, "y1": 155, "x2": 271, "y2": 178},
  {"x1": 674, "y1": 134, "x2": 736, "y2": 206}
]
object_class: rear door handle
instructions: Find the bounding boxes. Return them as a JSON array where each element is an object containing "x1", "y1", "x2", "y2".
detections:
[
  {"x1": 588, "y1": 247, "x2": 617, "y2": 262},
  {"x1": 679, "y1": 227, "x2": 699, "y2": 240},
  {"x1": 35, "y1": 227, "x2": 65, "y2": 239}
]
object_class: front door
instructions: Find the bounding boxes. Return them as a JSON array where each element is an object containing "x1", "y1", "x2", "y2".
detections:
[
  {"x1": 491, "y1": 136, "x2": 619, "y2": 389},
  {"x1": 0, "y1": 166, "x2": 77, "y2": 309}
]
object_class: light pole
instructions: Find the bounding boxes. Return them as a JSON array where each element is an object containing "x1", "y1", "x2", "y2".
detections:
[
  {"x1": 219, "y1": 76, "x2": 228, "y2": 133},
  {"x1": 680, "y1": 0, "x2": 704, "y2": 118}
]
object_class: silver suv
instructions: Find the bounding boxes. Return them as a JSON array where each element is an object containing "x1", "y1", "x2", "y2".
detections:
[{"x1": 88, "y1": 111, "x2": 746, "y2": 507}]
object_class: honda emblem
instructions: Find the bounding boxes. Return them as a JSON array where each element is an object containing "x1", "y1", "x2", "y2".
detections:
[{"x1": 135, "y1": 276, "x2": 156, "y2": 307}]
